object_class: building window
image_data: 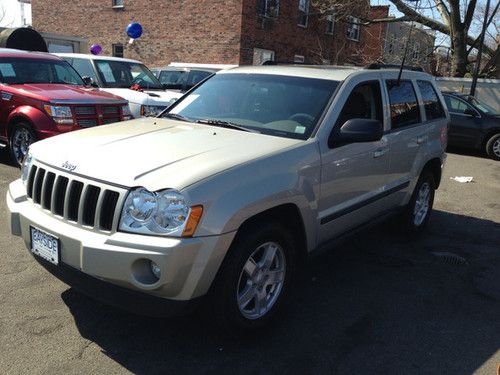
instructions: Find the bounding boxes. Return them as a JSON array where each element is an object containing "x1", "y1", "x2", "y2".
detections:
[
  {"x1": 346, "y1": 16, "x2": 361, "y2": 41},
  {"x1": 293, "y1": 55, "x2": 305, "y2": 63},
  {"x1": 257, "y1": 0, "x2": 279, "y2": 19},
  {"x1": 112, "y1": 44, "x2": 124, "y2": 58},
  {"x1": 298, "y1": 0, "x2": 310, "y2": 27},
  {"x1": 112, "y1": 0, "x2": 124, "y2": 7},
  {"x1": 326, "y1": 14, "x2": 334, "y2": 35},
  {"x1": 253, "y1": 48, "x2": 275, "y2": 65},
  {"x1": 412, "y1": 43, "x2": 420, "y2": 60}
]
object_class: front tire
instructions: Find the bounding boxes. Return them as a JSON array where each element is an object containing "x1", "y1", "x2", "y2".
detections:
[
  {"x1": 403, "y1": 170, "x2": 435, "y2": 233},
  {"x1": 208, "y1": 222, "x2": 297, "y2": 333},
  {"x1": 9, "y1": 123, "x2": 37, "y2": 167},
  {"x1": 485, "y1": 133, "x2": 500, "y2": 161}
]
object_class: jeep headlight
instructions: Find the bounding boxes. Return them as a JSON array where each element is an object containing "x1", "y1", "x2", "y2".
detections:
[
  {"x1": 119, "y1": 188, "x2": 203, "y2": 237},
  {"x1": 21, "y1": 152, "x2": 33, "y2": 186}
]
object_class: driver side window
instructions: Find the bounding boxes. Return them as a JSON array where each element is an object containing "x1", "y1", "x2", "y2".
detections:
[{"x1": 336, "y1": 81, "x2": 383, "y2": 127}]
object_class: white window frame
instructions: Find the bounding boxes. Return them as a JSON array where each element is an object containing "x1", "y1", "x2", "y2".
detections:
[
  {"x1": 253, "y1": 48, "x2": 275, "y2": 65},
  {"x1": 347, "y1": 16, "x2": 361, "y2": 42},
  {"x1": 293, "y1": 54, "x2": 305, "y2": 63},
  {"x1": 326, "y1": 14, "x2": 335, "y2": 35},
  {"x1": 298, "y1": 0, "x2": 310, "y2": 28},
  {"x1": 112, "y1": 0, "x2": 124, "y2": 8},
  {"x1": 258, "y1": 0, "x2": 279, "y2": 19}
]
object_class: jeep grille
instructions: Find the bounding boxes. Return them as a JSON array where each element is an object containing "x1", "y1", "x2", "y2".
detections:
[{"x1": 26, "y1": 164, "x2": 123, "y2": 232}]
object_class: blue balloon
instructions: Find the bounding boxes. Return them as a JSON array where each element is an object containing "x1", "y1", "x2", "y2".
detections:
[{"x1": 126, "y1": 22, "x2": 143, "y2": 39}]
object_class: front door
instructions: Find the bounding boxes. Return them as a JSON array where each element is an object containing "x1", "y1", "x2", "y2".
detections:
[
  {"x1": 317, "y1": 77, "x2": 392, "y2": 244},
  {"x1": 443, "y1": 94, "x2": 482, "y2": 148}
]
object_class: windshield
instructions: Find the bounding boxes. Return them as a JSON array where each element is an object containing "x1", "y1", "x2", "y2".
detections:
[
  {"x1": 0, "y1": 59, "x2": 84, "y2": 85},
  {"x1": 94, "y1": 60, "x2": 163, "y2": 89},
  {"x1": 164, "y1": 73, "x2": 339, "y2": 139},
  {"x1": 470, "y1": 97, "x2": 499, "y2": 116}
]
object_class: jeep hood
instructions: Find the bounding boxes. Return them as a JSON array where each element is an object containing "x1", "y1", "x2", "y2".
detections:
[
  {"x1": 8, "y1": 84, "x2": 126, "y2": 103},
  {"x1": 29, "y1": 118, "x2": 302, "y2": 191}
]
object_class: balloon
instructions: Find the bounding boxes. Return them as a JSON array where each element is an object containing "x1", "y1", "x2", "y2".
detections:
[
  {"x1": 90, "y1": 44, "x2": 102, "y2": 55},
  {"x1": 126, "y1": 22, "x2": 143, "y2": 39}
]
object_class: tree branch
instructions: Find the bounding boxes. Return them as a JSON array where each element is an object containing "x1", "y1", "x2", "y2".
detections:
[{"x1": 463, "y1": 0, "x2": 478, "y2": 30}]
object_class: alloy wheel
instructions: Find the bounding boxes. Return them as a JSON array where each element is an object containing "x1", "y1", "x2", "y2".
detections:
[
  {"x1": 12, "y1": 127, "x2": 33, "y2": 165},
  {"x1": 236, "y1": 241, "x2": 286, "y2": 320},
  {"x1": 413, "y1": 182, "x2": 431, "y2": 226}
]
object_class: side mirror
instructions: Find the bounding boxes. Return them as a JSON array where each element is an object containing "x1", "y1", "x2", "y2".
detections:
[
  {"x1": 82, "y1": 76, "x2": 98, "y2": 87},
  {"x1": 329, "y1": 118, "x2": 383, "y2": 147},
  {"x1": 464, "y1": 108, "x2": 478, "y2": 117}
]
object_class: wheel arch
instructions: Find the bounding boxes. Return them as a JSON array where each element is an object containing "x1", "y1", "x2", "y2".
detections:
[
  {"x1": 232, "y1": 203, "x2": 308, "y2": 262},
  {"x1": 481, "y1": 129, "x2": 500, "y2": 149},
  {"x1": 421, "y1": 157, "x2": 443, "y2": 189}
]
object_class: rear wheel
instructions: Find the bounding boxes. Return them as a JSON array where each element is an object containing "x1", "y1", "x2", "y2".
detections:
[
  {"x1": 208, "y1": 222, "x2": 296, "y2": 333},
  {"x1": 403, "y1": 170, "x2": 435, "y2": 233},
  {"x1": 9, "y1": 123, "x2": 37, "y2": 167},
  {"x1": 485, "y1": 133, "x2": 500, "y2": 161}
]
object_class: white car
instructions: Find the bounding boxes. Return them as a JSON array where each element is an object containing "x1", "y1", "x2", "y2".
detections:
[{"x1": 56, "y1": 53, "x2": 179, "y2": 118}]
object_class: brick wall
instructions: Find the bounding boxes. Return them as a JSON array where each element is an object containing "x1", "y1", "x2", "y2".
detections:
[
  {"x1": 32, "y1": 0, "x2": 244, "y2": 67},
  {"x1": 358, "y1": 5, "x2": 389, "y2": 65},
  {"x1": 33, "y1": 0, "x2": 373, "y2": 67},
  {"x1": 240, "y1": 0, "x2": 367, "y2": 65}
]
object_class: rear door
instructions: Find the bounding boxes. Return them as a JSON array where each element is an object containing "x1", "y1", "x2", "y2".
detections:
[
  {"x1": 317, "y1": 75, "x2": 393, "y2": 243},
  {"x1": 443, "y1": 94, "x2": 482, "y2": 148},
  {"x1": 382, "y1": 76, "x2": 427, "y2": 203}
]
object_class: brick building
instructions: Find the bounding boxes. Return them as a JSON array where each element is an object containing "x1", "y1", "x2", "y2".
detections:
[{"x1": 32, "y1": 0, "x2": 375, "y2": 67}]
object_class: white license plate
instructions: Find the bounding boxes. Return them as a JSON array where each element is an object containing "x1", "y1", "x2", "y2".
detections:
[{"x1": 30, "y1": 226, "x2": 59, "y2": 265}]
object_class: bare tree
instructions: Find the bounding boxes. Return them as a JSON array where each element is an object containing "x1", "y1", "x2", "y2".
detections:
[{"x1": 312, "y1": 0, "x2": 499, "y2": 77}]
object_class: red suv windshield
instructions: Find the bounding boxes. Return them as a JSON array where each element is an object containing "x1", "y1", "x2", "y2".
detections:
[{"x1": 0, "y1": 59, "x2": 84, "y2": 85}]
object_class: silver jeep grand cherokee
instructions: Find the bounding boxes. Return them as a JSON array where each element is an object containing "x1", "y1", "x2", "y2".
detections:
[{"x1": 7, "y1": 65, "x2": 448, "y2": 332}]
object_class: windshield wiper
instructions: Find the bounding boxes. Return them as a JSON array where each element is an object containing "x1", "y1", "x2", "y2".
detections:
[
  {"x1": 162, "y1": 113, "x2": 192, "y2": 122},
  {"x1": 195, "y1": 119, "x2": 258, "y2": 133}
]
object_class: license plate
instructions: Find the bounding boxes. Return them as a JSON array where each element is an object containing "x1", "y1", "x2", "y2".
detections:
[{"x1": 30, "y1": 226, "x2": 59, "y2": 265}]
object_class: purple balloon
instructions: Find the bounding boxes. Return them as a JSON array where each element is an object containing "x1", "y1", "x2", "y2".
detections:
[{"x1": 90, "y1": 44, "x2": 102, "y2": 55}]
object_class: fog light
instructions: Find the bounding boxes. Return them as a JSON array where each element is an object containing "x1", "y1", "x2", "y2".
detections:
[{"x1": 150, "y1": 261, "x2": 161, "y2": 279}]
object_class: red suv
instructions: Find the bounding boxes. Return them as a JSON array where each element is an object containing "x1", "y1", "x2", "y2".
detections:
[{"x1": 0, "y1": 49, "x2": 132, "y2": 166}]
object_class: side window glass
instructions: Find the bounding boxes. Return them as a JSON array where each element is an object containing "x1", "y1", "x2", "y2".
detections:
[
  {"x1": 186, "y1": 70, "x2": 212, "y2": 90},
  {"x1": 444, "y1": 95, "x2": 471, "y2": 114},
  {"x1": 386, "y1": 80, "x2": 420, "y2": 129},
  {"x1": 71, "y1": 58, "x2": 98, "y2": 82},
  {"x1": 417, "y1": 80, "x2": 445, "y2": 121},
  {"x1": 337, "y1": 81, "x2": 383, "y2": 127}
]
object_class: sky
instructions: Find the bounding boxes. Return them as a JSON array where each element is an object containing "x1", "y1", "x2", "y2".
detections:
[{"x1": 0, "y1": 0, "x2": 32, "y2": 28}]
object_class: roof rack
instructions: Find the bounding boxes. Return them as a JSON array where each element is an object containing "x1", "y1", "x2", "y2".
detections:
[{"x1": 365, "y1": 63, "x2": 424, "y2": 72}]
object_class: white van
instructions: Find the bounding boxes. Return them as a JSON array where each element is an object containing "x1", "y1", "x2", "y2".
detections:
[{"x1": 56, "y1": 53, "x2": 180, "y2": 118}]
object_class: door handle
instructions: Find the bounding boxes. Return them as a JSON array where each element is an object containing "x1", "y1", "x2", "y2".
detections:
[
  {"x1": 373, "y1": 148, "x2": 388, "y2": 158},
  {"x1": 416, "y1": 136, "x2": 427, "y2": 145}
]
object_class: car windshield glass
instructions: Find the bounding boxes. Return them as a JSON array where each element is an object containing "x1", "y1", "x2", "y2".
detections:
[
  {"x1": 0, "y1": 59, "x2": 84, "y2": 85},
  {"x1": 470, "y1": 97, "x2": 499, "y2": 116},
  {"x1": 164, "y1": 73, "x2": 339, "y2": 139},
  {"x1": 94, "y1": 60, "x2": 162, "y2": 89}
]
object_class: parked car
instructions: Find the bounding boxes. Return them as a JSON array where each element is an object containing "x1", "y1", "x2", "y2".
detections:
[
  {"x1": 56, "y1": 53, "x2": 178, "y2": 118},
  {"x1": 151, "y1": 63, "x2": 236, "y2": 93},
  {"x1": 442, "y1": 92, "x2": 500, "y2": 160},
  {"x1": 0, "y1": 48, "x2": 131, "y2": 166},
  {"x1": 8, "y1": 65, "x2": 448, "y2": 333}
]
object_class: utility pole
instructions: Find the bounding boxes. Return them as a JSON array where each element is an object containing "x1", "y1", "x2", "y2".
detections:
[{"x1": 470, "y1": 0, "x2": 491, "y2": 97}]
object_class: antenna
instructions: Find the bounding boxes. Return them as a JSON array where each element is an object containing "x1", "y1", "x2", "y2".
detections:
[{"x1": 396, "y1": 0, "x2": 421, "y2": 85}]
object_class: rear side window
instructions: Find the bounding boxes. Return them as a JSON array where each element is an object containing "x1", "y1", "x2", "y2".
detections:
[
  {"x1": 417, "y1": 80, "x2": 445, "y2": 120},
  {"x1": 386, "y1": 80, "x2": 420, "y2": 129}
]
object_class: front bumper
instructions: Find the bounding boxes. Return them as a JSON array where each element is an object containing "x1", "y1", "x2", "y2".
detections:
[{"x1": 7, "y1": 179, "x2": 236, "y2": 311}]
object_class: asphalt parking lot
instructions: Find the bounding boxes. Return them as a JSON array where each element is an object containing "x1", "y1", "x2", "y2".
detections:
[{"x1": 0, "y1": 148, "x2": 499, "y2": 375}]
